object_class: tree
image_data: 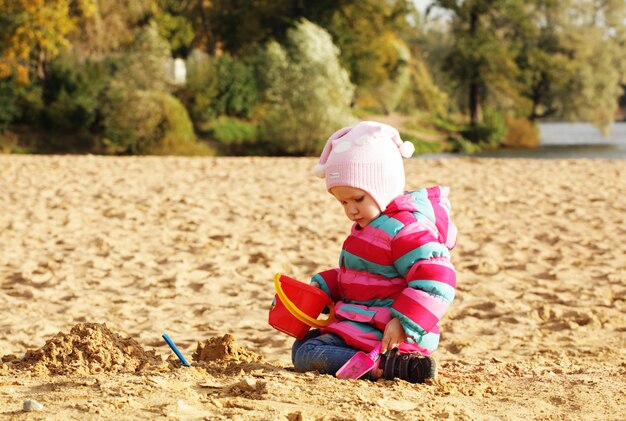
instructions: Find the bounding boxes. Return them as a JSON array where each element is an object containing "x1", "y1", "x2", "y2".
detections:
[
  {"x1": 516, "y1": 0, "x2": 626, "y2": 131},
  {"x1": 69, "y1": 0, "x2": 154, "y2": 56},
  {"x1": 428, "y1": 0, "x2": 626, "y2": 132},
  {"x1": 399, "y1": 8, "x2": 450, "y2": 117},
  {"x1": 176, "y1": 0, "x2": 422, "y2": 115},
  {"x1": 154, "y1": 0, "x2": 196, "y2": 57},
  {"x1": 99, "y1": 22, "x2": 190, "y2": 153},
  {"x1": 259, "y1": 20, "x2": 355, "y2": 155},
  {"x1": 0, "y1": 0, "x2": 94, "y2": 83},
  {"x1": 197, "y1": 0, "x2": 349, "y2": 55},
  {"x1": 101, "y1": 21, "x2": 173, "y2": 94},
  {"x1": 430, "y1": 0, "x2": 524, "y2": 126},
  {"x1": 326, "y1": 1, "x2": 416, "y2": 89},
  {"x1": 372, "y1": 33, "x2": 412, "y2": 114}
]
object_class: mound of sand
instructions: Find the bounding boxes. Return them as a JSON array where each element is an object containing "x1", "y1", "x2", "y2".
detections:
[
  {"x1": 21, "y1": 323, "x2": 163, "y2": 375},
  {"x1": 192, "y1": 334, "x2": 264, "y2": 364}
]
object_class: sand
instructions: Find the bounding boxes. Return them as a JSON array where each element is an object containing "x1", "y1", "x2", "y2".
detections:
[{"x1": 0, "y1": 155, "x2": 624, "y2": 420}]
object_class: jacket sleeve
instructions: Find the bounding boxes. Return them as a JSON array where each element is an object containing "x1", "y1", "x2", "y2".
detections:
[
  {"x1": 311, "y1": 268, "x2": 341, "y2": 302},
  {"x1": 389, "y1": 223, "x2": 457, "y2": 342}
]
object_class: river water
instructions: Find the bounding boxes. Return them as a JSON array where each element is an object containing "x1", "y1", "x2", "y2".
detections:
[{"x1": 429, "y1": 122, "x2": 626, "y2": 160}]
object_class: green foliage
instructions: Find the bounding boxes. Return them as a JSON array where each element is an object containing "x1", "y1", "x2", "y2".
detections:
[
  {"x1": 448, "y1": 134, "x2": 482, "y2": 154},
  {"x1": 0, "y1": 79, "x2": 19, "y2": 133},
  {"x1": 0, "y1": 0, "x2": 94, "y2": 83},
  {"x1": 180, "y1": 50, "x2": 260, "y2": 125},
  {"x1": 182, "y1": 49, "x2": 219, "y2": 123},
  {"x1": 460, "y1": 109, "x2": 507, "y2": 146},
  {"x1": 203, "y1": 116, "x2": 263, "y2": 155},
  {"x1": 518, "y1": 0, "x2": 626, "y2": 132},
  {"x1": 66, "y1": 0, "x2": 152, "y2": 57},
  {"x1": 398, "y1": 59, "x2": 449, "y2": 117},
  {"x1": 259, "y1": 19, "x2": 356, "y2": 155},
  {"x1": 154, "y1": 10, "x2": 194, "y2": 57},
  {"x1": 95, "y1": 21, "x2": 211, "y2": 154},
  {"x1": 372, "y1": 36, "x2": 411, "y2": 114},
  {"x1": 429, "y1": 0, "x2": 626, "y2": 132},
  {"x1": 324, "y1": 2, "x2": 423, "y2": 114},
  {"x1": 214, "y1": 56, "x2": 259, "y2": 118},
  {"x1": 429, "y1": 116, "x2": 461, "y2": 133},
  {"x1": 482, "y1": 108, "x2": 507, "y2": 146},
  {"x1": 208, "y1": 117, "x2": 258, "y2": 146},
  {"x1": 5, "y1": 0, "x2": 623, "y2": 156},
  {"x1": 102, "y1": 89, "x2": 208, "y2": 155},
  {"x1": 196, "y1": 0, "x2": 381, "y2": 55},
  {"x1": 435, "y1": 0, "x2": 524, "y2": 124},
  {"x1": 399, "y1": 132, "x2": 445, "y2": 154},
  {"x1": 202, "y1": 1, "x2": 289, "y2": 54},
  {"x1": 114, "y1": 21, "x2": 173, "y2": 93},
  {"x1": 42, "y1": 55, "x2": 107, "y2": 135},
  {"x1": 327, "y1": 1, "x2": 417, "y2": 88},
  {"x1": 13, "y1": 83, "x2": 44, "y2": 125}
]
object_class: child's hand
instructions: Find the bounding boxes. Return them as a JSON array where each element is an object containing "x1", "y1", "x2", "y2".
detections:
[
  {"x1": 310, "y1": 281, "x2": 320, "y2": 289},
  {"x1": 382, "y1": 318, "x2": 407, "y2": 352}
]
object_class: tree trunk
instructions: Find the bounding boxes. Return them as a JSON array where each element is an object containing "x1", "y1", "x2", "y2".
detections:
[
  {"x1": 469, "y1": 80, "x2": 481, "y2": 126},
  {"x1": 197, "y1": 0, "x2": 215, "y2": 55},
  {"x1": 468, "y1": 6, "x2": 481, "y2": 126}
]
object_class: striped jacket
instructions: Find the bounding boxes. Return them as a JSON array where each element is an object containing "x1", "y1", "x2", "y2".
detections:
[{"x1": 313, "y1": 186, "x2": 457, "y2": 354}]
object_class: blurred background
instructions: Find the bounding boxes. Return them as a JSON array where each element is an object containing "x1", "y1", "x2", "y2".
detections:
[{"x1": 0, "y1": 0, "x2": 625, "y2": 157}]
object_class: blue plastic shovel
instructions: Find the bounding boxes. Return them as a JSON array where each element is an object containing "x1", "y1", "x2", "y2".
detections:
[{"x1": 162, "y1": 333, "x2": 191, "y2": 367}]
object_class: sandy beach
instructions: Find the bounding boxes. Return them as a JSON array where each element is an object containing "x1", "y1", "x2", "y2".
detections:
[{"x1": 0, "y1": 155, "x2": 624, "y2": 420}]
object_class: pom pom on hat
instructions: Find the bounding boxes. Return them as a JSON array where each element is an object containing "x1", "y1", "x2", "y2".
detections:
[
  {"x1": 399, "y1": 140, "x2": 415, "y2": 158},
  {"x1": 313, "y1": 163, "x2": 326, "y2": 178}
]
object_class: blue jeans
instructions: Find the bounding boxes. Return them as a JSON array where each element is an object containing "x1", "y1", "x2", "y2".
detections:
[{"x1": 291, "y1": 330, "x2": 375, "y2": 380}]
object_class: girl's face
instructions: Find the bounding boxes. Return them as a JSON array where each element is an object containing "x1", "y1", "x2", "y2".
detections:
[{"x1": 330, "y1": 186, "x2": 381, "y2": 228}]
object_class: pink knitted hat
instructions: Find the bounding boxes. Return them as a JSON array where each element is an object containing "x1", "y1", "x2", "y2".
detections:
[{"x1": 314, "y1": 121, "x2": 415, "y2": 211}]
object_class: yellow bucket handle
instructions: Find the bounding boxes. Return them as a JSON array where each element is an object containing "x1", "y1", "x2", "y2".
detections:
[{"x1": 274, "y1": 273, "x2": 334, "y2": 328}]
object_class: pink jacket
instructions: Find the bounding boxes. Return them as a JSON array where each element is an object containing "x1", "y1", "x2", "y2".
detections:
[{"x1": 313, "y1": 186, "x2": 457, "y2": 354}]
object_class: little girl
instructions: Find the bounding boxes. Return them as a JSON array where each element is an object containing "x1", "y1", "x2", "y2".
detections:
[{"x1": 292, "y1": 121, "x2": 457, "y2": 383}]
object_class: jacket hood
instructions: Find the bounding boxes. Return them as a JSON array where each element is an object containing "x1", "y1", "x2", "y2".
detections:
[{"x1": 384, "y1": 186, "x2": 457, "y2": 250}]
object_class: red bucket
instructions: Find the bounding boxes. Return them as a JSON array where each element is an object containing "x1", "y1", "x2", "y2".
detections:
[{"x1": 268, "y1": 273, "x2": 335, "y2": 339}]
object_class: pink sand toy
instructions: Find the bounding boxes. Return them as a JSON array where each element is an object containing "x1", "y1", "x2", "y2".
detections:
[
  {"x1": 336, "y1": 343, "x2": 382, "y2": 380},
  {"x1": 268, "y1": 273, "x2": 335, "y2": 339}
]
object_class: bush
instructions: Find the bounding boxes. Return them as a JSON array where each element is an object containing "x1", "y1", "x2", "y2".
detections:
[
  {"x1": 209, "y1": 117, "x2": 257, "y2": 144},
  {"x1": 428, "y1": 115, "x2": 461, "y2": 133},
  {"x1": 181, "y1": 50, "x2": 260, "y2": 125},
  {"x1": 203, "y1": 117, "x2": 265, "y2": 155},
  {"x1": 120, "y1": 22, "x2": 173, "y2": 93},
  {"x1": 16, "y1": 84, "x2": 45, "y2": 124},
  {"x1": 448, "y1": 134, "x2": 482, "y2": 154},
  {"x1": 460, "y1": 108, "x2": 507, "y2": 146},
  {"x1": 460, "y1": 125, "x2": 493, "y2": 144},
  {"x1": 183, "y1": 49, "x2": 219, "y2": 123},
  {"x1": 0, "y1": 79, "x2": 19, "y2": 133},
  {"x1": 102, "y1": 88, "x2": 211, "y2": 155},
  {"x1": 259, "y1": 19, "x2": 356, "y2": 155},
  {"x1": 503, "y1": 117, "x2": 539, "y2": 148},
  {"x1": 213, "y1": 55, "x2": 259, "y2": 118},
  {"x1": 41, "y1": 55, "x2": 108, "y2": 141}
]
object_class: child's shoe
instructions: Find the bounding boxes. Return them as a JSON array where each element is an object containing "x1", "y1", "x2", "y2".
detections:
[{"x1": 379, "y1": 349, "x2": 437, "y2": 383}]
